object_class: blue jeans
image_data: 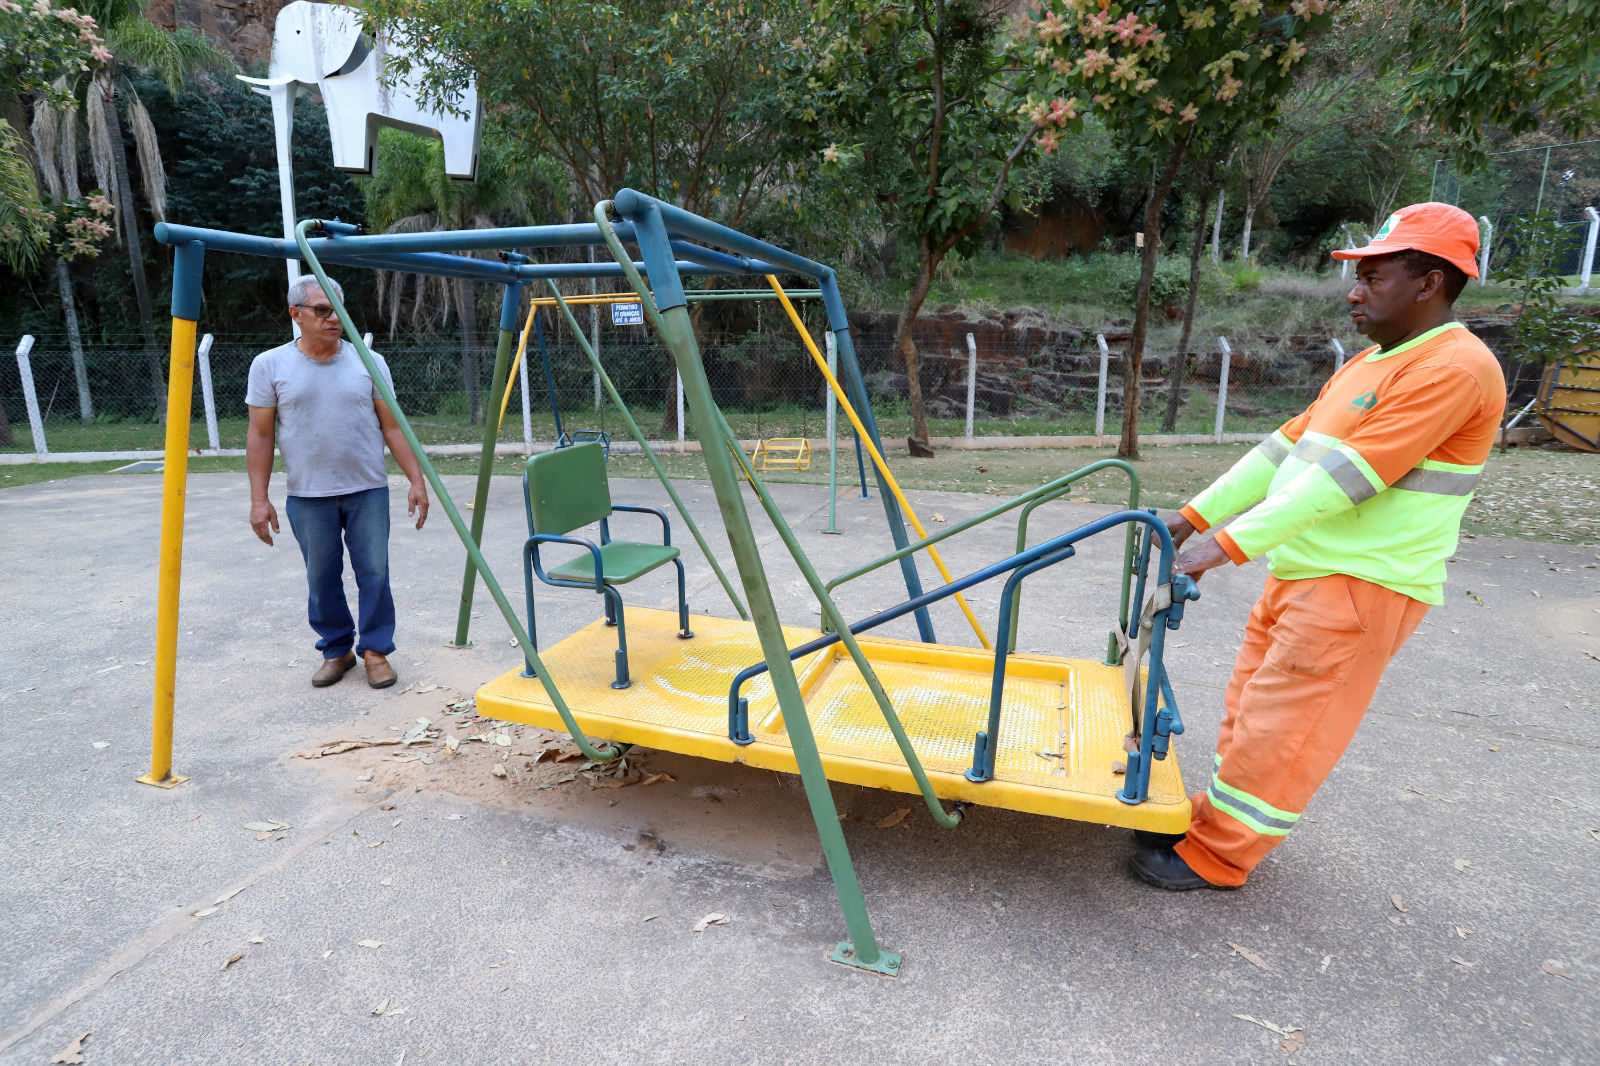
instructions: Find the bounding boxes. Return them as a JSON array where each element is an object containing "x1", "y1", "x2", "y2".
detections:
[{"x1": 285, "y1": 487, "x2": 396, "y2": 660}]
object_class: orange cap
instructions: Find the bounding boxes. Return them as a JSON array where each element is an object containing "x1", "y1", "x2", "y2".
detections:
[{"x1": 1331, "y1": 202, "x2": 1481, "y2": 278}]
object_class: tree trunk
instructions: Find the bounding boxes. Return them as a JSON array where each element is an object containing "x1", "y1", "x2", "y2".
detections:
[
  {"x1": 892, "y1": 235, "x2": 939, "y2": 455},
  {"x1": 1121, "y1": 137, "x2": 1193, "y2": 461},
  {"x1": 1163, "y1": 193, "x2": 1213, "y2": 433},
  {"x1": 100, "y1": 75, "x2": 163, "y2": 423},
  {"x1": 457, "y1": 278, "x2": 481, "y2": 424},
  {"x1": 1210, "y1": 188, "x2": 1225, "y2": 263},
  {"x1": 1239, "y1": 199, "x2": 1256, "y2": 261},
  {"x1": 56, "y1": 259, "x2": 93, "y2": 422}
]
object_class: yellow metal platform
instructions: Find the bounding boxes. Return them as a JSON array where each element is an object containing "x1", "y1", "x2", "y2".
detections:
[{"x1": 476, "y1": 607, "x2": 1190, "y2": 832}]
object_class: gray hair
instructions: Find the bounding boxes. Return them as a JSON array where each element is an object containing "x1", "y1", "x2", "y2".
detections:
[{"x1": 287, "y1": 275, "x2": 343, "y2": 307}]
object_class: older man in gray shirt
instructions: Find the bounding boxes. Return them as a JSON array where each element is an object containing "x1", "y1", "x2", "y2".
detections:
[{"x1": 246, "y1": 276, "x2": 430, "y2": 688}]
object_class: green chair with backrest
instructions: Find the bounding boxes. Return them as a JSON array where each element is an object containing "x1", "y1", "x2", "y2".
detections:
[{"x1": 521, "y1": 442, "x2": 692, "y2": 688}]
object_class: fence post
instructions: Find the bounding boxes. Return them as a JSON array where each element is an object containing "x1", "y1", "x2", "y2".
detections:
[
  {"x1": 1213, "y1": 336, "x2": 1232, "y2": 444},
  {"x1": 519, "y1": 328, "x2": 533, "y2": 456},
  {"x1": 1478, "y1": 216, "x2": 1493, "y2": 284},
  {"x1": 16, "y1": 336, "x2": 46, "y2": 456},
  {"x1": 676, "y1": 371, "x2": 685, "y2": 452},
  {"x1": 1331, "y1": 337, "x2": 1345, "y2": 372},
  {"x1": 1094, "y1": 333, "x2": 1109, "y2": 444},
  {"x1": 196, "y1": 333, "x2": 219, "y2": 452},
  {"x1": 965, "y1": 332, "x2": 977, "y2": 440},
  {"x1": 1581, "y1": 207, "x2": 1600, "y2": 292}
]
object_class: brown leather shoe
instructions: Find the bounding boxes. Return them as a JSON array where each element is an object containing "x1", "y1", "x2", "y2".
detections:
[
  {"x1": 311, "y1": 652, "x2": 357, "y2": 687},
  {"x1": 364, "y1": 651, "x2": 397, "y2": 689}
]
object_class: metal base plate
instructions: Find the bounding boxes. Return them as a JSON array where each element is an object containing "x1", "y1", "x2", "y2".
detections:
[
  {"x1": 444, "y1": 641, "x2": 477, "y2": 650},
  {"x1": 830, "y1": 941, "x2": 901, "y2": 976},
  {"x1": 137, "y1": 772, "x2": 188, "y2": 789}
]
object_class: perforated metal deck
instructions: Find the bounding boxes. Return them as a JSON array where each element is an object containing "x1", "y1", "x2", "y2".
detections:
[{"x1": 476, "y1": 607, "x2": 1189, "y2": 831}]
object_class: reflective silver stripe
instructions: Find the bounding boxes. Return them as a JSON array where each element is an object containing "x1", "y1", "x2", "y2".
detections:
[
  {"x1": 1392, "y1": 467, "x2": 1481, "y2": 496},
  {"x1": 1316, "y1": 451, "x2": 1379, "y2": 505},
  {"x1": 1289, "y1": 438, "x2": 1332, "y2": 463},
  {"x1": 1207, "y1": 785, "x2": 1299, "y2": 834},
  {"x1": 1256, "y1": 436, "x2": 1289, "y2": 466}
]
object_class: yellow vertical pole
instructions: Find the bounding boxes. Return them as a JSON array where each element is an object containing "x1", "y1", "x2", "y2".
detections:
[{"x1": 141, "y1": 240, "x2": 204, "y2": 787}]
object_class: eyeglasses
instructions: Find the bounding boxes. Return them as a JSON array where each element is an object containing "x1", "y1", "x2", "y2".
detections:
[{"x1": 293, "y1": 303, "x2": 337, "y2": 319}]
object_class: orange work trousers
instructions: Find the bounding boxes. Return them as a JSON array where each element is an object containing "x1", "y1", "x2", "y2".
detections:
[{"x1": 1175, "y1": 573, "x2": 1429, "y2": 887}]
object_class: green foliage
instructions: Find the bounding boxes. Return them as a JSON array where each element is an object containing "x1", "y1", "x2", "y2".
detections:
[
  {"x1": 1499, "y1": 212, "x2": 1600, "y2": 368},
  {"x1": 1116, "y1": 256, "x2": 1190, "y2": 307},
  {"x1": 810, "y1": 0, "x2": 1045, "y2": 260},
  {"x1": 1228, "y1": 263, "x2": 1264, "y2": 292},
  {"x1": 1400, "y1": 0, "x2": 1600, "y2": 164},
  {"x1": 366, "y1": 0, "x2": 808, "y2": 227},
  {"x1": 360, "y1": 125, "x2": 534, "y2": 232},
  {"x1": 76, "y1": 0, "x2": 232, "y2": 96}
]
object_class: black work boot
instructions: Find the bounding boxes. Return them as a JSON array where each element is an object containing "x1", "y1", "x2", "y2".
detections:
[
  {"x1": 1132, "y1": 829, "x2": 1187, "y2": 849},
  {"x1": 1128, "y1": 846, "x2": 1236, "y2": 891}
]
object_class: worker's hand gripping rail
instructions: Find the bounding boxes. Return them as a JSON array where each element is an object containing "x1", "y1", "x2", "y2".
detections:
[{"x1": 291, "y1": 219, "x2": 623, "y2": 764}]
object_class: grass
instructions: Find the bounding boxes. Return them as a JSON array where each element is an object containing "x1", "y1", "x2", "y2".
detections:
[{"x1": 10, "y1": 442, "x2": 1592, "y2": 547}]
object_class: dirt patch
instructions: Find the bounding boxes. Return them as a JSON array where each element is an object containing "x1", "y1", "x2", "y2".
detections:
[{"x1": 281, "y1": 680, "x2": 890, "y2": 874}]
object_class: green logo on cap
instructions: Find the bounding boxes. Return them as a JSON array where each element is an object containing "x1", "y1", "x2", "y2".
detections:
[{"x1": 1372, "y1": 213, "x2": 1399, "y2": 242}]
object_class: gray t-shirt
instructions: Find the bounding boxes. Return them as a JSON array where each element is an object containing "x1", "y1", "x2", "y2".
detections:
[{"x1": 245, "y1": 340, "x2": 396, "y2": 498}]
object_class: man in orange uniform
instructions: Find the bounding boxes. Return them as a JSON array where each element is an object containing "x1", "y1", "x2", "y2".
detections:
[{"x1": 1129, "y1": 203, "x2": 1507, "y2": 890}]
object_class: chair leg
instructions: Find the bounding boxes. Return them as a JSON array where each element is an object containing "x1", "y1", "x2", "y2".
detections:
[
  {"x1": 674, "y1": 559, "x2": 694, "y2": 639},
  {"x1": 521, "y1": 548, "x2": 540, "y2": 678},
  {"x1": 607, "y1": 588, "x2": 631, "y2": 689},
  {"x1": 603, "y1": 590, "x2": 618, "y2": 627}
]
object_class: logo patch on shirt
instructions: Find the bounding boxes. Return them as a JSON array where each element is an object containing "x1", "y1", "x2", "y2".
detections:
[{"x1": 1348, "y1": 390, "x2": 1378, "y2": 411}]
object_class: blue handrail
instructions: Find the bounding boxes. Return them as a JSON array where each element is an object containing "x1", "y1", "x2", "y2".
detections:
[{"x1": 725, "y1": 510, "x2": 1197, "y2": 804}]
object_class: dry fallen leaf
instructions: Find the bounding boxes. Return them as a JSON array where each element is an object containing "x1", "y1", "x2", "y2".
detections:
[
  {"x1": 1541, "y1": 960, "x2": 1573, "y2": 979},
  {"x1": 371, "y1": 998, "x2": 389, "y2": 1016},
  {"x1": 1456, "y1": 926, "x2": 1474, "y2": 939},
  {"x1": 50, "y1": 1032, "x2": 89, "y2": 1064},
  {"x1": 642, "y1": 914, "x2": 659, "y2": 922},
  {"x1": 1110, "y1": 759, "x2": 1127, "y2": 775},
  {"x1": 1453, "y1": 859, "x2": 1471, "y2": 872},
  {"x1": 193, "y1": 907, "x2": 218, "y2": 918},
  {"x1": 642, "y1": 773, "x2": 675, "y2": 786},
  {"x1": 693, "y1": 913, "x2": 730, "y2": 932},
  {"x1": 214, "y1": 886, "x2": 245, "y2": 905},
  {"x1": 1233, "y1": 1014, "x2": 1298, "y2": 1038},
  {"x1": 931, "y1": 513, "x2": 946, "y2": 523},
  {"x1": 1391, "y1": 893, "x2": 1408, "y2": 913},
  {"x1": 247, "y1": 936, "x2": 265, "y2": 944},
  {"x1": 1449, "y1": 956, "x2": 1474, "y2": 968},
  {"x1": 357, "y1": 939, "x2": 383, "y2": 949},
  {"x1": 876, "y1": 808, "x2": 911, "y2": 828},
  {"x1": 1227, "y1": 942, "x2": 1272, "y2": 972},
  {"x1": 222, "y1": 954, "x2": 243, "y2": 971},
  {"x1": 491, "y1": 764, "x2": 508, "y2": 778}
]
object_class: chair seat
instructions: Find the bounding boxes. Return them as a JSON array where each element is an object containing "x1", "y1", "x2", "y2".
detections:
[{"x1": 547, "y1": 541, "x2": 680, "y2": 586}]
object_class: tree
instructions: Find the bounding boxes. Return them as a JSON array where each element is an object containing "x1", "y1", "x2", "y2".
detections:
[
  {"x1": 368, "y1": 0, "x2": 811, "y2": 434},
  {"x1": 78, "y1": 0, "x2": 231, "y2": 420},
  {"x1": 1398, "y1": 0, "x2": 1600, "y2": 165},
  {"x1": 807, "y1": 0, "x2": 1046, "y2": 453},
  {"x1": 360, "y1": 127, "x2": 529, "y2": 424},
  {"x1": 1026, "y1": 0, "x2": 1335, "y2": 458}
]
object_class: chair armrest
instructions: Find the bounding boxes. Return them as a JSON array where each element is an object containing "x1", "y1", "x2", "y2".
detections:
[
  {"x1": 611, "y1": 503, "x2": 672, "y2": 546},
  {"x1": 526, "y1": 534, "x2": 604, "y2": 591}
]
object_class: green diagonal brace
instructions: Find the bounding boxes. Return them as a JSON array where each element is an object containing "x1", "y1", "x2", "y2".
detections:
[
  {"x1": 452, "y1": 283, "x2": 521, "y2": 647},
  {"x1": 293, "y1": 221, "x2": 621, "y2": 764}
]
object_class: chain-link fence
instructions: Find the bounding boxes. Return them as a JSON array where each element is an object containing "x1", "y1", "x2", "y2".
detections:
[{"x1": 0, "y1": 319, "x2": 1407, "y2": 459}]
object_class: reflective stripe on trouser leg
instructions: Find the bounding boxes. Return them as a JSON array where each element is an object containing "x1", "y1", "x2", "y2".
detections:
[{"x1": 1176, "y1": 574, "x2": 1429, "y2": 886}]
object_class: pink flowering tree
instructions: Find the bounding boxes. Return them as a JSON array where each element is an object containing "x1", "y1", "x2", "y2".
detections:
[{"x1": 1024, "y1": 0, "x2": 1335, "y2": 458}]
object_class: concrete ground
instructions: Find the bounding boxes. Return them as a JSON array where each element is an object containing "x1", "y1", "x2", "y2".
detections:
[{"x1": 0, "y1": 469, "x2": 1595, "y2": 1065}]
